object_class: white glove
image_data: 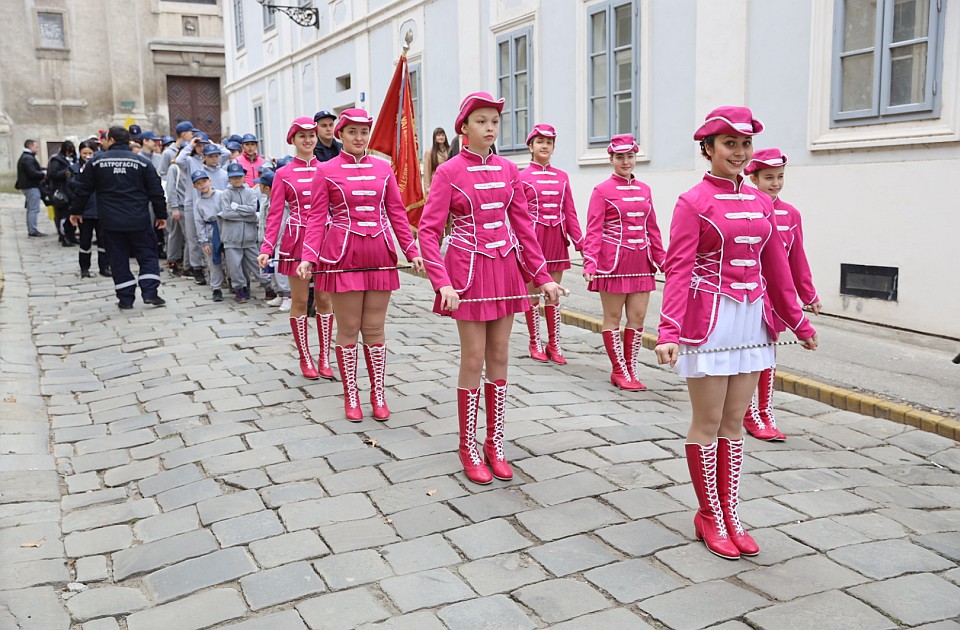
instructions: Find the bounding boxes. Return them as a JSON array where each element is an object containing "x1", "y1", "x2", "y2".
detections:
[{"x1": 231, "y1": 202, "x2": 239, "y2": 210}]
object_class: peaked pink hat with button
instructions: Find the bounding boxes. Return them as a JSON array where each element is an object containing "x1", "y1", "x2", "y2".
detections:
[
  {"x1": 455, "y1": 92, "x2": 505, "y2": 132},
  {"x1": 526, "y1": 123, "x2": 557, "y2": 145},
  {"x1": 334, "y1": 108, "x2": 374, "y2": 139},
  {"x1": 744, "y1": 148, "x2": 788, "y2": 175},
  {"x1": 607, "y1": 134, "x2": 639, "y2": 154},
  {"x1": 286, "y1": 117, "x2": 318, "y2": 144},
  {"x1": 694, "y1": 106, "x2": 764, "y2": 141}
]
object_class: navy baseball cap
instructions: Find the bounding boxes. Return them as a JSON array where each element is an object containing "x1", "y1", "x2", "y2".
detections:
[
  {"x1": 228, "y1": 134, "x2": 243, "y2": 144},
  {"x1": 140, "y1": 130, "x2": 159, "y2": 141},
  {"x1": 202, "y1": 143, "x2": 220, "y2": 156},
  {"x1": 226, "y1": 162, "x2": 246, "y2": 177},
  {"x1": 276, "y1": 155, "x2": 294, "y2": 168},
  {"x1": 196, "y1": 131, "x2": 210, "y2": 143},
  {"x1": 225, "y1": 141, "x2": 242, "y2": 152},
  {"x1": 191, "y1": 170, "x2": 210, "y2": 183},
  {"x1": 160, "y1": 135, "x2": 175, "y2": 146},
  {"x1": 314, "y1": 110, "x2": 336, "y2": 122},
  {"x1": 255, "y1": 170, "x2": 275, "y2": 186},
  {"x1": 175, "y1": 121, "x2": 197, "y2": 134},
  {"x1": 128, "y1": 124, "x2": 143, "y2": 139},
  {"x1": 241, "y1": 133, "x2": 258, "y2": 143}
]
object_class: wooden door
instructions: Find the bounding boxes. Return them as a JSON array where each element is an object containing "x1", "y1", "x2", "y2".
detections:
[{"x1": 167, "y1": 76, "x2": 222, "y2": 139}]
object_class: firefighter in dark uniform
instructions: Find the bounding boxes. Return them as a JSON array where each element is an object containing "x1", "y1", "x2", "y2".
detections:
[
  {"x1": 70, "y1": 126, "x2": 169, "y2": 310},
  {"x1": 312, "y1": 110, "x2": 343, "y2": 162}
]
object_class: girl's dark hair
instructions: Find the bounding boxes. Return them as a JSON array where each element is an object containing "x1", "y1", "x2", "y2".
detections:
[
  {"x1": 428, "y1": 127, "x2": 449, "y2": 175},
  {"x1": 699, "y1": 135, "x2": 717, "y2": 160},
  {"x1": 58, "y1": 140, "x2": 76, "y2": 157},
  {"x1": 78, "y1": 140, "x2": 97, "y2": 153}
]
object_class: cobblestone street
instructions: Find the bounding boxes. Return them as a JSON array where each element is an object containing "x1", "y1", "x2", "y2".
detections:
[{"x1": 2, "y1": 201, "x2": 960, "y2": 630}]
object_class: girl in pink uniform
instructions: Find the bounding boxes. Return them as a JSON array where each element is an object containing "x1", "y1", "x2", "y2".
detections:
[
  {"x1": 655, "y1": 107, "x2": 818, "y2": 560},
  {"x1": 257, "y1": 117, "x2": 335, "y2": 381},
  {"x1": 742, "y1": 148, "x2": 820, "y2": 441},
  {"x1": 298, "y1": 109, "x2": 423, "y2": 422},
  {"x1": 583, "y1": 134, "x2": 666, "y2": 391},
  {"x1": 519, "y1": 124, "x2": 584, "y2": 364},
  {"x1": 418, "y1": 92, "x2": 564, "y2": 485}
]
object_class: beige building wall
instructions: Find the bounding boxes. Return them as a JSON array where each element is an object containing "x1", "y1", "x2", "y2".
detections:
[{"x1": 0, "y1": 0, "x2": 226, "y2": 185}]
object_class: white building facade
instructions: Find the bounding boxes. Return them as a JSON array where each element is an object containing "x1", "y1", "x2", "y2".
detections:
[{"x1": 223, "y1": 0, "x2": 959, "y2": 338}]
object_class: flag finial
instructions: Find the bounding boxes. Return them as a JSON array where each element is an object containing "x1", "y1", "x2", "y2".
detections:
[{"x1": 403, "y1": 28, "x2": 414, "y2": 52}]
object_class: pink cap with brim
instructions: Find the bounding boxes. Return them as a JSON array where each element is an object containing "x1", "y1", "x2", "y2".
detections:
[
  {"x1": 525, "y1": 123, "x2": 557, "y2": 145},
  {"x1": 694, "y1": 106, "x2": 764, "y2": 141},
  {"x1": 607, "y1": 134, "x2": 639, "y2": 154},
  {"x1": 286, "y1": 117, "x2": 318, "y2": 144},
  {"x1": 334, "y1": 108, "x2": 374, "y2": 139},
  {"x1": 744, "y1": 148, "x2": 788, "y2": 175},
  {"x1": 455, "y1": 92, "x2": 505, "y2": 133}
]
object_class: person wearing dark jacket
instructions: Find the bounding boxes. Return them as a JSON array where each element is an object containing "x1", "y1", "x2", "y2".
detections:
[
  {"x1": 48, "y1": 141, "x2": 78, "y2": 246},
  {"x1": 70, "y1": 126, "x2": 168, "y2": 309},
  {"x1": 70, "y1": 141, "x2": 110, "y2": 278},
  {"x1": 16, "y1": 139, "x2": 47, "y2": 237},
  {"x1": 312, "y1": 110, "x2": 343, "y2": 162}
]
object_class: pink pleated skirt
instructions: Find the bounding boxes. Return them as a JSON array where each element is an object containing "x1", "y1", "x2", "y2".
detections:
[
  {"x1": 433, "y1": 252, "x2": 531, "y2": 321},
  {"x1": 587, "y1": 246, "x2": 656, "y2": 293},
  {"x1": 536, "y1": 223, "x2": 572, "y2": 272},
  {"x1": 315, "y1": 234, "x2": 400, "y2": 293},
  {"x1": 276, "y1": 227, "x2": 307, "y2": 276}
]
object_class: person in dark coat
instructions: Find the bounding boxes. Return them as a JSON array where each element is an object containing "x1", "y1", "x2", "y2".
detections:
[
  {"x1": 16, "y1": 139, "x2": 47, "y2": 237},
  {"x1": 70, "y1": 126, "x2": 168, "y2": 309},
  {"x1": 70, "y1": 141, "x2": 110, "y2": 278},
  {"x1": 47, "y1": 140, "x2": 78, "y2": 246}
]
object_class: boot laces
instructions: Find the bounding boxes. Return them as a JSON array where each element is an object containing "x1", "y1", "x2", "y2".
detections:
[
  {"x1": 368, "y1": 345, "x2": 387, "y2": 407},
  {"x1": 341, "y1": 346, "x2": 360, "y2": 407},
  {"x1": 530, "y1": 312, "x2": 544, "y2": 353},
  {"x1": 610, "y1": 331, "x2": 633, "y2": 381},
  {"x1": 627, "y1": 328, "x2": 642, "y2": 375},
  {"x1": 724, "y1": 439, "x2": 746, "y2": 535},
  {"x1": 548, "y1": 306, "x2": 564, "y2": 356},
  {"x1": 700, "y1": 443, "x2": 729, "y2": 539},
  {"x1": 464, "y1": 389, "x2": 483, "y2": 466},
  {"x1": 762, "y1": 372, "x2": 778, "y2": 429},
  {"x1": 318, "y1": 314, "x2": 334, "y2": 368},
  {"x1": 295, "y1": 316, "x2": 317, "y2": 370},
  {"x1": 746, "y1": 396, "x2": 767, "y2": 430},
  {"x1": 488, "y1": 382, "x2": 507, "y2": 461}
]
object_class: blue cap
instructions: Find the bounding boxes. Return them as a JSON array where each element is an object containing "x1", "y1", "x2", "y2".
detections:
[
  {"x1": 314, "y1": 110, "x2": 336, "y2": 122},
  {"x1": 128, "y1": 124, "x2": 142, "y2": 139},
  {"x1": 226, "y1": 162, "x2": 246, "y2": 177},
  {"x1": 140, "y1": 130, "x2": 159, "y2": 141},
  {"x1": 175, "y1": 121, "x2": 195, "y2": 134},
  {"x1": 225, "y1": 141, "x2": 242, "y2": 152},
  {"x1": 241, "y1": 133, "x2": 258, "y2": 144},
  {"x1": 202, "y1": 143, "x2": 220, "y2": 156},
  {"x1": 276, "y1": 155, "x2": 294, "y2": 168},
  {"x1": 196, "y1": 131, "x2": 210, "y2": 143},
  {"x1": 255, "y1": 170, "x2": 275, "y2": 187},
  {"x1": 190, "y1": 170, "x2": 210, "y2": 183},
  {"x1": 160, "y1": 135, "x2": 175, "y2": 146},
  {"x1": 228, "y1": 134, "x2": 243, "y2": 144}
]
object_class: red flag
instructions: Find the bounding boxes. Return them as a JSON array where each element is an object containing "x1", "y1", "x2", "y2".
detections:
[{"x1": 369, "y1": 52, "x2": 425, "y2": 228}]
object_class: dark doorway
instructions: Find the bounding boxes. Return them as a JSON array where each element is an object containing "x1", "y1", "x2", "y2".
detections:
[{"x1": 167, "y1": 76, "x2": 222, "y2": 140}]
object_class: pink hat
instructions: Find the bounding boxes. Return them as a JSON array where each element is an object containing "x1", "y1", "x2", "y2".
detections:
[
  {"x1": 525, "y1": 123, "x2": 557, "y2": 145},
  {"x1": 744, "y1": 148, "x2": 788, "y2": 175},
  {"x1": 694, "y1": 106, "x2": 764, "y2": 141},
  {"x1": 607, "y1": 134, "x2": 639, "y2": 154},
  {"x1": 455, "y1": 92, "x2": 505, "y2": 133},
  {"x1": 286, "y1": 117, "x2": 318, "y2": 144},
  {"x1": 334, "y1": 108, "x2": 374, "y2": 139}
]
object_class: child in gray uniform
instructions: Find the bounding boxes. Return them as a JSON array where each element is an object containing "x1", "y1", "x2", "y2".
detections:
[
  {"x1": 220, "y1": 163, "x2": 263, "y2": 303},
  {"x1": 191, "y1": 170, "x2": 227, "y2": 301}
]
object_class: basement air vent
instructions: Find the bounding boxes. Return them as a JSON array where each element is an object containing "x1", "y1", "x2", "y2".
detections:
[{"x1": 840, "y1": 264, "x2": 898, "y2": 301}]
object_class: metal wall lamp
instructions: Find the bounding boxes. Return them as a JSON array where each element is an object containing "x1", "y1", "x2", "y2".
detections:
[{"x1": 255, "y1": 0, "x2": 320, "y2": 29}]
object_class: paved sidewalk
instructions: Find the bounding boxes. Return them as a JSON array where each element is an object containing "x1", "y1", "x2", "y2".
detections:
[{"x1": 2, "y1": 197, "x2": 960, "y2": 629}]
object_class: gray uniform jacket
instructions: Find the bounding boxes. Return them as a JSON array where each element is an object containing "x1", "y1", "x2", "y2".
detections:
[
  {"x1": 194, "y1": 190, "x2": 223, "y2": 245},
  {"x1": 218, "y1": 185, "x2": 260, "y2": 249}
]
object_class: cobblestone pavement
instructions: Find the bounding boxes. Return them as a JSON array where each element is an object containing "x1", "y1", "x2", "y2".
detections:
[{"x1": 2, "y1": 202, "x2": 960, "y2": 630}]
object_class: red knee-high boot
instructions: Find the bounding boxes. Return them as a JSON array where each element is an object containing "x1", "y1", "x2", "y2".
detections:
[
  {"x1": 483, "y1": 379, "x2": 512, "y2": 480},
  {"x1": 458, "y1": 387, "x2": 492, "y2": 485},
  {"x1": 685, "y1": 442, "x2": 740, "y2": 560},
  {"x1": 622, "y1": 328, "x2": 648, "y2": 390},
  {"x1": 757, "y1": 367, "x2": 785, "y2": 440},
  {"x1": 290, "y1": 316, "x2": 320, "y2": 380},
  {"x1": 363, "y1": 343, "x2": 390, "y2": 421},
  {"x1": 524, "y1": 309, "x2": 549, "y2": 362},
  {"x1": 602, "y1": 329, "x2": 641, "y2": 391},
  {"x1": 717, "y1": 437, "x2": 760, "y2": 556},
  {"x1": 544, "y1": 304, "x2": 567, "y2": 365},
  {"x1": 742, "y1": 368, "x2": 781, "y2": 441},
  {"x1": 315, "y1": 314, "x2": 335, "y2": 380},
  {"x1": 335, "y1": 344, "x2": 362, "y2": 421}
]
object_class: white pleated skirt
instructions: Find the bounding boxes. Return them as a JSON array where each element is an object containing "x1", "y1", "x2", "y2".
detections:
[{"x1": 676, "y1": 296, "x2": 775, "y2": 379}]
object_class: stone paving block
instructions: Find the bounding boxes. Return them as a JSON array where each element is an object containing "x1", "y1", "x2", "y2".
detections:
[
  {"x1": 133, "y1": 506, "x2": 199, "y2": 543},
  {"x1": 249, "y1": 530, "x2": 330, "y2": 569},
  {"x1": 0, "y1": 558, "x2": 69, "y2": 590},
  {"x1": 202, "y1": 446, "x2": 286, "y2": 475},
  {"x1": 312, "y1": 549, "x2": 393, "y2": 589},
  {"x1": 550, "y1": 609, "x2": 655, "y2": 630},
  {"x1": 75, "y1": 555, "x2": 109, "y2": 583},
  {"x1": 595, "y1": 461, "x2": 675, "y2": 489},
  {"x1": 125, "y1": 588, "x2": 247, "y2": 630},
  {"x1": 776, "y1": 489, "x2": 879, "y2": 518},
  {"x1": 849, "y1": 572, "x2": 960, "y2": 626},
  {"x1": 239, "y1": 561, "x2": 326, "y2": 611},
  {"x1": 196, "y1": 489, "x2": 265, "y2": 525},
  {"x1": 514, "y1": 578, "x2": 611, "y2": 624},
  {"x1": 71, "y1": 450, "x2": 130, "y2": 474},
  {"x1": 319, "y1": 517, "x2": 400, "y2": 553},
  {"x1": 368, "y1": 476, "x2": 467, "y2": 514},
  {"x1": 61, "y1": 488, "x2": 127, "y2": 511},
  {"x1": 739, "y1": 555, "x2": 868, "y2": 601},
  {"x1": 554, "y1": 448, "x2": 610, "y2": 469},
  {"x1": 297, "y1": 588, "x2": 391, "y2": 630},
  {"x1": 378, "y1": 435, "x2": 458, "y2": 461},
  {"x1": 284, "y1": 434, "x2": 365, "y2": 460},
  {"x1": 516, "y1": 498, "x2": 623, "y2": 541},
  {"x1": 113, "y1": 529, "x2": 218, "y2": 580},
  {"x1": 596, "y1": 519, "x2": 685, "y2": 557},
  {"x1": 141, "y1": 547, "x2": 258, "y2": 604},
  {"x1": 779, "y1": 518, "x2": 872, "y2": 551},
  {"x1": 278, "y1": 493, "x2": 377, "y2": 530},
  {"x1": 584, "y1": 558, "x2": 684, "y2": 603},
  {"x1": 877, "y1": 507, "x2": 960, "y2": 534},
  {"x1": 325, "y1": 447, "x2": 392, "y2": 472},
  {"x1": 179, "y1": 422, "x2": 254, "y2": 447},
  {"x1": 222, "y1": 469, "x2": 271, "y2": 490},
  {"x1": 260, "y1": 481, "x2": 326, "y2": 508},
  {"x1": 512, "y1": 455, "x2": 582, "y2": 481},
  {"x1": 380, "y1": 568, "x2": 475, "y2": 613},
  {"x1": 65, "y1": 586, "x2": 150, "y2": 622},
  {"x1": 380, "y1": 534, "x2": 462, "y2": 575},
  {"x1": 0, "y1": 585, "x2": 71, "y2": 629},
  {"x1": 739, "y1": 528, "x2": 817, "y2": 566},
  {"x1": 446, "y1": 518, "x2": 532, "y2": 560},
  {"x1": 593, "y1": 441, "x2": 673, "y2": 464},
  {"x1": 160, "y1": 437, "x2": 247, "y2": 470},
  {"x1": 54, "y1": 425, "x2": 107, "y2": 444},
  {"x1": 640, "y1": 580, "x2": 770, "y2": 630},
  {"x1": 82, "y1": 618, "x2": 120, "y2": 630},
  {"x1": 320, "y1": 467, "x2": 389, "y2": 496},
  {"x1": 212, "y1": 510, "x2": 285, "y2": 547},
  {"x1": 827, "y1": 539, "x2": 955, "y2": 579},
  {"x1": 602, "y1": 487, "x2": 686, "y2": 519},
  {"x1": 457, "y1": 552, "x2": 547, "y2": 596},
  {"x1": 914, "y1": 532, "x2": 960, "y2": 562},
  {"x1": 103, "y1": 458, "x2": 161, "y2": 487},
  {"x1": 267, "y1": 457, "x2": 334, "y2": 483},
  {"x1": 62, "y1": 499, "x2": 158, "y2": 533},
  {"x1": 515, "y1": 430, "x2": 607, "y2": 456},
  {"x1": 888, "y1": 430, "x2": 957, "y2": 456},
  {"x1": 656, "y1": 543, "x2": 752, "y2": 583},
  {"x1": 745, "y1": 590, "x2": 896, "y2": 630},
  {"x1": 447, "y1": 488, "x2": 531, "y2": 522},
  {"x1": 245, "y1": 425, "x2": 333, "y2": 449},
  {"x1": 73, "y1": 429, "x2": 157, "y2": 456},
  {"x1": 437, "y1": 594, "x2": 535, "y2": 630},
  {"x1": 155, "y1": 478, "x2": 223, "y2": 511},
  {"x1": 389, "y1": 503, "x2": 468, "y2": 539},
  {"x1": 222, "y1": 610, "x2": 308, "y2": 630},
  {"x1": 355, "y1": 610, "x2": 446, "y2": 630},
  {"x1": 737, "y1": 497, "x2": 806, "y2": 528},
  {"x1": 138, "y1": 464, "x2": 204, "y2": 497},
  {"x1": 522, "y1": 471, "x2": 617, "y2": 507},
  {"x1": 855, "y1": 484, "x2": 945, "y2": 509},
  {"x1": 527, "y1": 534, "x2": 618, "y2": 577},
  {"x1": 833, "y1": 512, "x2": 909, "y2": 540},
  {"x1": 64, "y1": 524, "x2": 133, "y2": 557},
  {"x1": 65, "y1": 472, "x2": 101, "y2": 494},
  {"x1": 379, "y1": 453, "x2": 463, "y2": 483}
]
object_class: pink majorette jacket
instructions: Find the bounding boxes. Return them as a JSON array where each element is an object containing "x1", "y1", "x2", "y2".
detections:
[
  {"x1": 418, "y1": 147, "x2": 553, "y2": 292},
  {"x1": 582, "y1": 174, "x2": 666, "y2": 275},
  {"x1": 658, "y1": 173, "x2": 816, "y2": 346},
  {"x1": 772, "y1": 196, "x2": 819, "y2": 306},
  {"x1": 259, "y1": 155, "x2": 319, "y2": 258},
  {"x1": 301, "y1": 151, "x2": 419, "y2": 265},
  {"x1": 519, "y1": 163, "x2": 584, "y2": 248}
]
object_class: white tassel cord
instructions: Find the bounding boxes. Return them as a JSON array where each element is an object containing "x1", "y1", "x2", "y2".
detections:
[{"x1": 678, "y1": 339, "x2": 802, "y2": 356}]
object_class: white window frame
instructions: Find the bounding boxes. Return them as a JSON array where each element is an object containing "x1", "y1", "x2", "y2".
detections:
[
  {"x1": 263, "y1": 4, "x2": 276, "y2": 32},
  {"x1": 576, "y1": 0, "x2": 650, "y2": 165},
  {"x1": 233, "y1": 0, "x2": 245, "y2": 50},
  {"x1": 408, "y1": 61, "x2": 423, "y2": 155},
  {"x1": 253, "y1": 102, "x2": 264, "y2": 149},
  {"x1": 809, "y1": 0, "x2": 959, "y2": 150},
  {"x1": 495, "y1": 28, "x2": 534, "y2": 153}
]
